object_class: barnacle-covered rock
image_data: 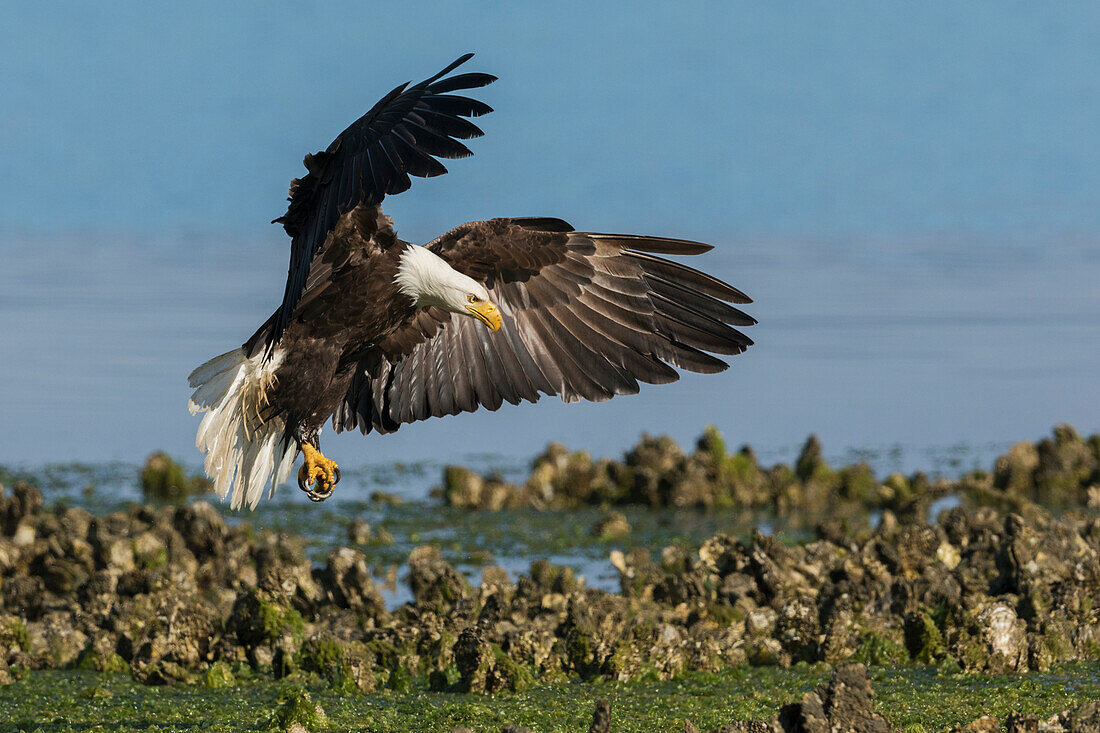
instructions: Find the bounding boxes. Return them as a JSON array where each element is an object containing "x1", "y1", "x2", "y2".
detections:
[
  {"x1": 407, "y1": 546, "x2": 472, "y2": 612},
  {"x1": 318, "y1": 548, "x2": 384, "y2": 616},
  {"x1": 773, "y1": 662, "x2": 890, "y2": 732}
]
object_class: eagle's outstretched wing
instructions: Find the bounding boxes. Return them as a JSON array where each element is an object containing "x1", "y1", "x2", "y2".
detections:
[
  {"x1": 334, "y1": 218, "x2": 755, "y2": 435},
  {"x1": 264, "y1": 54, "x2": 495, "y2": 354}
]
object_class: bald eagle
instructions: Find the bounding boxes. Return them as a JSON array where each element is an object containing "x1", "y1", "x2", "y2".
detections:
[{"x1": 188, "y1": 54, "x2": 755, "y2": 509}]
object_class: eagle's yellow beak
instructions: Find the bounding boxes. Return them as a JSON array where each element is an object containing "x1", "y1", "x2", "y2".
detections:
[{"x1": 466, "y1": 300, "x2": 502, "y2": 332}]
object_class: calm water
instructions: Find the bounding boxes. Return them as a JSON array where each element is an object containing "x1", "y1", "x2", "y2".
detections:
[
  {"x1": 1, "y1": 3, "x2": 1098, "y2": 476},
  {"x1": 1, "y1": 231, "x2": 1095, "y2": 473}
]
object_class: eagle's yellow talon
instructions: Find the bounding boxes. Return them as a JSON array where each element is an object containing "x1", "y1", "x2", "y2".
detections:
[{"x1": 298, "y1": 443, "x2": 340, "y2": 500}]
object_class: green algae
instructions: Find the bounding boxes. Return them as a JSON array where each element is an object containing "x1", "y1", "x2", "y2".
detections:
[
  {"x1": 3, "y1": 664, "x2": 1098, "y2": 732},
  {"x1": 491, "y1": 644, "x2": 536, "y2": 692},
  {"x1": 298, "y1": 637, "x2": 378, "y2": 693},
  {"x1": 905, "y1": 611, "x2": 947, "y2": 665},
  {"x1": 139, "y1": 452, "x2": 211, "y2": 501},
  {"x1": 267, "y1": 687, "x2": 328, "y2": 731},
  {"x1": 258, "y1": 598, "x2": 305, "y2": 646},
  {"x1": 72, "y1": 645, "x2": 128, "y2": 675},
  {"x1": 386, "y1": 665, "x2": 413, "y2": 693},
  {"x1": 232, "y1": 590, "x2": 306, "y2": 649},
  {"x1": 852, "y1": 631, "x2": 908, "y2": 667},
  {"x1": 300, "y1": 637, "x2": 345, "y2": 679},
  {"x1": 0, "y1": 615, "x2": 31, "y2": 654},
  {"x1": 205, "y1": 661, "x2": 236, "y2": 689}
]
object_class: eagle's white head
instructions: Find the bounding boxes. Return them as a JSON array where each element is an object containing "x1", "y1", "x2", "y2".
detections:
[{"x1": 395, "y1": 245, "x2": 502, "y2": 331}]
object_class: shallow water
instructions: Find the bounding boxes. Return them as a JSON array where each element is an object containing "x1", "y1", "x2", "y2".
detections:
[
  {"x1": 3, "y1": 231, "x2": 1096, "y2": 474},
  {"x1": 0, "y1": 441, "x2": 1031, "y2": 609},
  {"x1": 3, "y1": 456, "x2": 810, "y2": 606}
]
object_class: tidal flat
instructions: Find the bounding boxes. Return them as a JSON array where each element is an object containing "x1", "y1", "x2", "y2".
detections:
[{"x1": 1, "y1": 425, "x2": 1098, "y2": 731}]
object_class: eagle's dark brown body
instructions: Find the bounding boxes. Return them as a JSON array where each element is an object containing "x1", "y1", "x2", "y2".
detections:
[{"x1": 245, "y1": 205, "x2": 415, "y2": 442}]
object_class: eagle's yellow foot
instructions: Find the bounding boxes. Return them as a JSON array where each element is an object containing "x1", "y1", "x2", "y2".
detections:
[{"x1": 297, "y1": 443, "x2": 341, "y2": 502}]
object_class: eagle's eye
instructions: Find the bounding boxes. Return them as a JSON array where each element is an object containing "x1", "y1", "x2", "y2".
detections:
[{"x1": 467, "y1": 294, "x2": 479, "y2": 303}]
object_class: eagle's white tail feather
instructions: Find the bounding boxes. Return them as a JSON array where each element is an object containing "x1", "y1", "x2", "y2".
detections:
[
  {"x1": 188, "y1": 367, "x2": 240, "y2": 412},
  {"x1": 188, "y1": 349, "x2": 247, "y2": 388},
  {"x1": 187, "y1": 348, "x2": 296, "y2": 510}
]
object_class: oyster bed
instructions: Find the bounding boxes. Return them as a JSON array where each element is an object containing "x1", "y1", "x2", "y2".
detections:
[{"x1": 0, "y1": 425, "x2": 1098, "y2": 730}]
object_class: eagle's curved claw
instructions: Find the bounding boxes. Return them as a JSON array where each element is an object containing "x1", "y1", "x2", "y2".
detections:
[
  {"x1": 298, "y1": 465, "x2": 340, "y2": 501},
  {"x1": 297, "y1": 443, "x2": 340, "y2": 502}
]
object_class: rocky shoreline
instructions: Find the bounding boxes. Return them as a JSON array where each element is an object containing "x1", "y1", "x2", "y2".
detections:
[
  {"x1": 441, "y1": 424, "x2": 1100, "y2": 515},
  {"x1": 1, "y1": 425, "x2": 1098, "y2": 730}
]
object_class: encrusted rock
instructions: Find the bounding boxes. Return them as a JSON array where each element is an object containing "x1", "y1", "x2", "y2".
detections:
[
  {"x1": 1004, "y1": 712, "x2": 1038, "y2": 733},
  {"x1": 0, "y1": 614, "x2": 30, "y2": 657},
  {"x1": 140, "y1": 452, "x2": 209, "y2": 501},
  {"x1": 28, "y1": 611, "x2": 86, "y2": 668},
  {"x1": 267, "y1": 690, "x2": 327, "y2": 733},
  {"x1": 443, "y1": 465, "x2": 489, "y2": 508},
  {"x1": 319, "y1": 547, "x2": 384, "y2": 616},
  {"x1": 772, "y1": 662, "x2": 890, "y2": 732},
  {"x1": 229, "y1": 588, "x2": 304, "y2": 663},
  {"x1": 588, "y1": 699, "x2": 611, "y2": 733},
  {"x1": 406, "y1": 546, "x2": 470, "y2": 612},
  {"x1": 126, "y1": 590, "x2": 219, "y2": 684},
  {"x1": 454, "y1": 626, "x2": 493, "y2": 692},
  {"x1": 1043, "y1": 701, "x2": 1100, "y2": 733},
  {"x1": 591, "y1": 511, "x2": 631, "y2": 540},
  {"x1": 976, "y1": 602, "x2": 1028, "y2": 673},
  {"x1": 73, "y1": 632, "x2": 127, "y2": 674},
  {"x1": 439, "y1": 426, "x2": 1099, "y2": 518},
  {"x1": 347, "y1": 519, "x2": 372, "y2": 545},
  {"x1": 299, "y1": 635, "x2": 376, "y2": 692},
  {"x1": 776, "y1": 597, "x2": 820, "y2": 662}
]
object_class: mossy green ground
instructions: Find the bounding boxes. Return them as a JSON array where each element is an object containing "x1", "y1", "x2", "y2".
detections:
[{"x1": 2, "y1": 664, "x2": 1097, "y2": 732}]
